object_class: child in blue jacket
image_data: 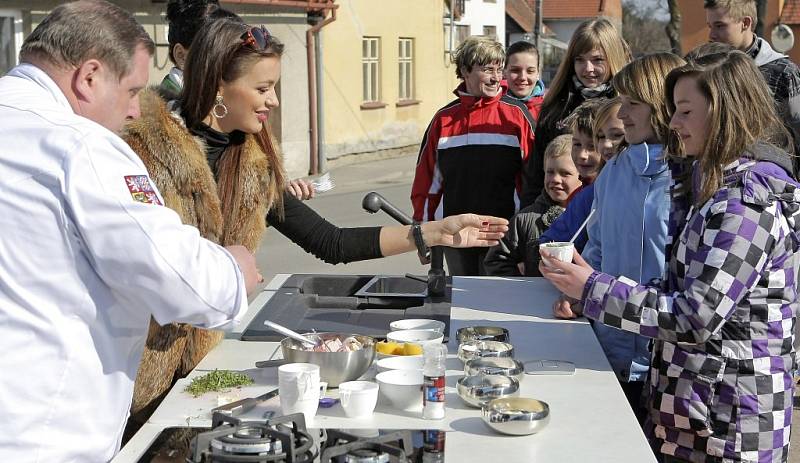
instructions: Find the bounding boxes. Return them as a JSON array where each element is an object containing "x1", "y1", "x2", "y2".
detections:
[{"x1": 552, "y1": 52, "x2": 686, "y2": 422}]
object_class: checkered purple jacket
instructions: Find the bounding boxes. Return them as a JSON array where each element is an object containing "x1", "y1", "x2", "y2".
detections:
[{"x1": 582, "y1": 154, "x2": 800, "y2": 462}]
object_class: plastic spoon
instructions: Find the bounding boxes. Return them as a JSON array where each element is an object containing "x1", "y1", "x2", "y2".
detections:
[
  {"x1": 263, "y1": 320, "x2": 323, "y2": 349},
  {"x1": 568, "y1": 208, "x2": 596, "y2": 244}
]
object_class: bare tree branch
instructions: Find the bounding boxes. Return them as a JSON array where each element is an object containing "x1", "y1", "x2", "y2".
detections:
[{"x1": 666, "y1": 0, "x2": 682, "y2": 55}]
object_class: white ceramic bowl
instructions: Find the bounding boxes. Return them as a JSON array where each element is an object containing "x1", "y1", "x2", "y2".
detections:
[
  {"x1": 375, "y1": 350, "x2": 424, "y2": 360},
  {"x1": 389, "y1": 318, "x2": 445, "y2": 333},
  {"x1": 386, "y1": 329, "x2": 444, "y2": 347},
  {"x1": 376, "y1": 355, "x2": 425, "y2": 373},
  {"x1": 375, "y1": 369, "x2": 423, "y2": 411}
]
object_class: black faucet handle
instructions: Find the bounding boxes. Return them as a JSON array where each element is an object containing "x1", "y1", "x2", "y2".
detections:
[{"x1": 361, "y1": 192, "x2": 414, "y2": 226}]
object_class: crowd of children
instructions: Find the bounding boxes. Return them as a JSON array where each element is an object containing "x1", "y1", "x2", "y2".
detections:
[{"x1": 410, "y1": 1, "x2": 800, "y2": 461}]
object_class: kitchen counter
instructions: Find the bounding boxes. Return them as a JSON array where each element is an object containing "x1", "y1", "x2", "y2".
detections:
[{"x1": 114, "y1": 275, "x2": 656, "y2": 462}]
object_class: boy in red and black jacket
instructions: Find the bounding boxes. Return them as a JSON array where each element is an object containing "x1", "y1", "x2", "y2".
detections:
[{"x1": 411, "y1": 36, "x2": 536, "y2": 276}]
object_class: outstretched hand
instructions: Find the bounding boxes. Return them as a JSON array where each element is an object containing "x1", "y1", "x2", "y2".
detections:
[
  {"x1": 429, "y1": 214, "x2": 508, "y2": 248},
  {"x1": 539, "y1": 249, "x2": 594, "y2": 300}
]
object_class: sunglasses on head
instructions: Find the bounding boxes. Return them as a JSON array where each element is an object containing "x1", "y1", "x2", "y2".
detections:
[{"x1": 241, "y1": 25, "x2": 271, "y2": 49}]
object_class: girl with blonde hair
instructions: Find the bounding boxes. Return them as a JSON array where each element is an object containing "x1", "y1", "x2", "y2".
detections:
[
  {"x1": 542, "y1": 50, "x2": 798, "y2": 462},
  {"x1": 520, "y1": 17, "x2": 631, "y2": 206},
  {"x1": 552, "y1": 52, "x2": 686, "y2": 424},
  {"x1": 592, "y1": 97, "x2": 626, "y2": 162}
]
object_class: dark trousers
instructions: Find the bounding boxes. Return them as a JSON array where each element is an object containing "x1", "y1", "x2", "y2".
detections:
[
  {"x1": 443, "y1": 247, "x2": 489, "y2": 276},
  {"x1": 659, "y1": 455, "x2": 692, "y2": 463},
  {"x1": 620, "y1": 380, "x2": 648, "y2": 425}
]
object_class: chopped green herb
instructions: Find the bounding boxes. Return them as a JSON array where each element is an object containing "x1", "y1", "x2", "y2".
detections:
[{"x1": 184, "y1": 369, "x2": 254, "y2": 396}]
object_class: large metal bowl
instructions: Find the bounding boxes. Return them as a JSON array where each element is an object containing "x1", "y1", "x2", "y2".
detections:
[
  {"x1": 456, "y1": 374, "x2": 519, "y2": 408},
  {"x1": 280, "y1": 332, "x2": 376, "y2": 387},
  {"x1": 482, "y1": 397, "x2": 550, "y2": 436}
]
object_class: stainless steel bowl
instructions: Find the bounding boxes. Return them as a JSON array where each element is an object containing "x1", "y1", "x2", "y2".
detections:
[
  {"x1": 482, "y1": 397, "x2": 550, "y2": 436},
  {"x1": 465, "y1": 357, "x2": 524, "y2": 382},
  {"x1": 456, "y1": 374, "x2": 520, "y2": 408},
  {"x1": 457, "y1": 340, "x2": 514, "y2": 364},
  {"x1": 456, "y1": 326, "x2": 510, "y2": 344},
  {"x1": 280, "y1": 333, "x2": 376, "y2": 387}
]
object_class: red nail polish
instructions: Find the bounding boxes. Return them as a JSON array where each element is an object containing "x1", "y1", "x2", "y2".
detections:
[{"x1": 482, "y1": 221, "x2": 489, "y2": 227}]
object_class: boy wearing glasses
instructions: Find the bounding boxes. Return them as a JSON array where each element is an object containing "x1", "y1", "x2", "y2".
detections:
[{"x1": 411, "y1": 36, "x2": 536, "y2": 276}]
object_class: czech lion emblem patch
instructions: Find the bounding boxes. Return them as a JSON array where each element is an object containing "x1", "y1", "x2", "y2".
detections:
[{"x1": 124, "y1": 175, "x2": 163, "y2": 206}]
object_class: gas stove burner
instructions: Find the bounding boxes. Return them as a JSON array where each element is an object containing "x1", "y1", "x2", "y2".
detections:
[
  {"x1": 209, "y1": 423, "x2": 283, "y2": 455},
  {"x1": 343, "y1": 448, "x2": 390, "y2": 463},
  {"x1": 320, "y1": 430, "x2": 413, "y2": 463},
  {"x1": 190, "y1": 412, "x2": 317, "y2": 463}
]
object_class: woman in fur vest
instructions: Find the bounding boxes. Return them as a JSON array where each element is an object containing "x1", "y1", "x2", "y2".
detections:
[{"x1": 122, "y1": 19, "x2": 509, "y2": 433}]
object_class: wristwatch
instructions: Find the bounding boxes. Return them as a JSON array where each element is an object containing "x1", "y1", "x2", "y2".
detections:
[{"x1": 411, "y1": 222, "x2": 431, "y2": 265}]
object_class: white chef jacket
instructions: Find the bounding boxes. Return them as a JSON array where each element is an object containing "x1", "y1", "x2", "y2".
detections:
[{"x1": 0, "y1": 64, "x2": 249, "y2": 462}]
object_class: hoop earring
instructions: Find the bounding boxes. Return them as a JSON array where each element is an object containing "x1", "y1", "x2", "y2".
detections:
[{"x1": 212, "y1": 95, "x2": 228, "y2": 119}]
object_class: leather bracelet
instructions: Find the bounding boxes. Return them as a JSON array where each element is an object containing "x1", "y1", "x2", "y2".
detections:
[{"x1": 411, "y1": 222, "x2": 431, "y2": 265}]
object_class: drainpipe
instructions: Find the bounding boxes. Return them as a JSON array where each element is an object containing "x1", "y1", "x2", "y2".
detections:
[
  {"x1": 306, "y1": 6, "x2": 336, "y2": 175},
  {"x1": 315, "y1": 28, "x2": 326, "y2": 173},
  {"x1": 449, "y1": 1, "x2": 455, "y2": 57}
]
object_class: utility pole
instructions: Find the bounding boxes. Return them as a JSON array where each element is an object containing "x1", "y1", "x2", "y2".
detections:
[
  {"x1": 755, "y1": 0, "x2": 767, "y2": 37},
  {"x1": 534, "y1": 0, "x2": 542, "y2": 50}
]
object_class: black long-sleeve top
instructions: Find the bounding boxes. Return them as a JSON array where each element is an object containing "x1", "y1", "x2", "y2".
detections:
[
  {"x1": 191, "y1": 122, "x2": 384, "y2": 265},
  {"x1": 268, "y1": 192, "x2": 383, "y2": 264}
]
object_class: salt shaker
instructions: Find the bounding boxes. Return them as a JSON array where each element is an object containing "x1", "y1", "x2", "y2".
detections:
[{"x1": 422, "y1": 343, "x2": 447, "y2": 420}]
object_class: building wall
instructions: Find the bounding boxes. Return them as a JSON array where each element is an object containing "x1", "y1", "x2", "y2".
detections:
[
  {"x1": 677, "y1": 0, "x2": 788, "y2": 59},
  {"x1": 460, "y1": 0, "x2": 507, "y2": 44},
  {"x1": 320, "y1": 0, "x2": 460, "y2": 159},
  {"x1": 0, "y1": 0, "x2": 312, "y2": 178},
  {"x1": 547, "y1": 19, "x2": 583, "y2": 44}
]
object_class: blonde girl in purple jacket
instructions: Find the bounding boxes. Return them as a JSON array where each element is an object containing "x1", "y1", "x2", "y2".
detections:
[{"x1": 541, "y1": 50, "x2": 798, "y2": 463}]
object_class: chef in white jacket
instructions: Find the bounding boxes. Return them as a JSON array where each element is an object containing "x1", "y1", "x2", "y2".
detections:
[{"x1": 0, "y1": 1, "x2": 261, "y2": 461}]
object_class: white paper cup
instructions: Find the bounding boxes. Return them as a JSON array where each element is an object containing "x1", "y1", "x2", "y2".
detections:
[
  {"x1": 278, "y1": 363, "x2": 324, "y2": 421},
  {"x1": 539, "y1": 242, "x2": 574, "y2": 267},
  {"x1": 338, "y1": 380, "x2": 379, "y2": 418}
]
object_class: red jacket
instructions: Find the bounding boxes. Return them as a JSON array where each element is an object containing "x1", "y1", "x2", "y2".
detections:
[{"x1": 411, "y1": 82, "x2": 536, "y2": 222}]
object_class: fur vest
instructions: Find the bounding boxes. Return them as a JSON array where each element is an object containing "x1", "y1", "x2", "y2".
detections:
[{"x1": 121, "y1": 90, "x2": 280, "y2": 421}]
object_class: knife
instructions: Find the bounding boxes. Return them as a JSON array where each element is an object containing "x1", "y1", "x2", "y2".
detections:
[{"x1": 212, "y1": 387, "x2": 280, "y2": 416}]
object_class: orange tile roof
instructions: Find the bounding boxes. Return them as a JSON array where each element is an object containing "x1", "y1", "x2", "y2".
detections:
[
  {"x1": 782, "y1": 0, "x2": 800, "y2": 25},
  {"x1": 543, "y1": 0, "x2": 603, "y2": 19}
]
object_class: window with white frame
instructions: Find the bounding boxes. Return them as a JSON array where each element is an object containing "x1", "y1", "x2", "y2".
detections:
[
  {"x1": 398, "y1": 38, "x2": 414, "y2": 101},
  {"x1": 362, "y1": 37, "x2": 381, "y2": 103}
]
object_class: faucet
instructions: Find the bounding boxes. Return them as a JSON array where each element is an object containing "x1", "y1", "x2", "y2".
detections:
[{"x1": 362, "y1": 192, "x2": 447, "y2": 297}]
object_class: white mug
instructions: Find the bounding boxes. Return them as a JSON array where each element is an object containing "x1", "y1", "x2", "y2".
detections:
[
  {"x1": 338, "y1": 381, "x2": 379, "y2": 418},
  {"x1": 278, "y1": 363, "x2": 326, "y2": 421}
]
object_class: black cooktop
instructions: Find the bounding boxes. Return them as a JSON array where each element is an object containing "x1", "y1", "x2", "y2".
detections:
[{"x1": 240, "y1": 274, "x2": 451, "y2": 342}]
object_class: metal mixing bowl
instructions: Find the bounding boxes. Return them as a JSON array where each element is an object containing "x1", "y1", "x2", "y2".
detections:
[
  {"x1": 482, "y1": 397, "x2": 550, "y2": 436},
  {"x1": 465, "y1": 357, "x2": 525, "y2": 382},
  {"x1": 457, "y1": 340, "x2": 514, "y2": 364},
  {"x1": 456, "y1": 326, "x2": 510, "y2": 344},
  {"x1": 280, "y1": 333, "x2": 375, "y2": 387},
  {"x1": 456, "y1": 374, "x2": 520, "y2": 408}
]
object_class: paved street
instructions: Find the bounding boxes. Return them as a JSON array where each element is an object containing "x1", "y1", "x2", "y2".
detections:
[
  {"x1": 255, "y1": 154, "x2": 427, "y2": 285},
  {"x1": 254, "y1": 154, "x2": 800, "y2": 462}
]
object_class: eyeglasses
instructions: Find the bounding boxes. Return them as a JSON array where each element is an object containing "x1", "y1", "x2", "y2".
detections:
[{"x1": 241, "y1": 25, "x2": 271, "y2": 49}]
